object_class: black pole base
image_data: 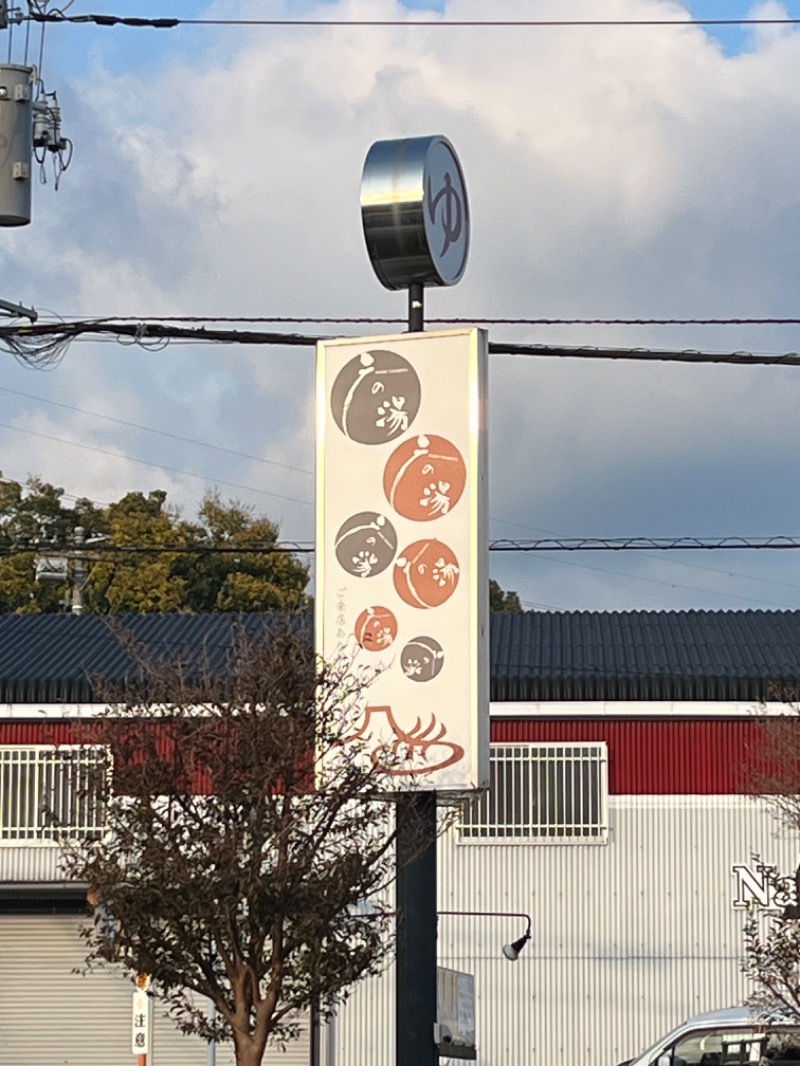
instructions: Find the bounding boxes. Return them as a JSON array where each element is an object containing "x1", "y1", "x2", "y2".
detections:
[{"x1": 396, "y1": 790, "x2": 438, "y2": 1066}]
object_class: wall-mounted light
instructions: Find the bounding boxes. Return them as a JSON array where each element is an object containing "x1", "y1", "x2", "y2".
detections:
[{"x1": 438, "y1": 910, "x2": 532, "y2": 962}]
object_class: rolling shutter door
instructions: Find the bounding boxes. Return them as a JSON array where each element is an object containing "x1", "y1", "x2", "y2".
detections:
[{"x1": 0, "y1": 915, "x2": 308, "y2": 1066}]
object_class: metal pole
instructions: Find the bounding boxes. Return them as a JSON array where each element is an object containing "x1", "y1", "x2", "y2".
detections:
[
  {"x1": 71, "y1": 525, "x2": 85, "y2": 615},
  {"x1": 310, "y1": 999, "x2": 320, "y2": 1066},
  {"x1": 407, "y1": 283, "x2": 424, "y2": 332},
  {"x1": 207, "y1": 1001, "x2": 216, "y2": 1066},
  {"x1": 395, "y1": 789, "x2": 438, "y2": 1066},
  {"x1": 325, "y1": 1005, "x2": 337, "y2": 1066},
  {"x1": 396, "y1": 285, "x2": 437, "y2": 1066}
]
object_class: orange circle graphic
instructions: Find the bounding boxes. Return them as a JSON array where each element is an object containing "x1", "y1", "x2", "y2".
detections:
[
  {"x1": 355, "y1": 606, "x2": 398, "y2": 652},
  {"x1": 393, "y1": 539, "x2": 460, "y2": 609},
  {"x1": 383, "y1": 434, "x2": 467, "y2": 522}
]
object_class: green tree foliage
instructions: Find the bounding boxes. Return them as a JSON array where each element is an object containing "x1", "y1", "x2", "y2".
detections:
[
  {"x1": 489, "y1": 577, "x2": 522, "y2": 612},
  {"x1": 0, "y1": 474, "x2": 310, "y2": 614}
]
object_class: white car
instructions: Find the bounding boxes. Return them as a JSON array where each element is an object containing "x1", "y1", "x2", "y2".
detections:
[{"x1": 620, "y1": 1007, "x2": 800, "y2": 1066}]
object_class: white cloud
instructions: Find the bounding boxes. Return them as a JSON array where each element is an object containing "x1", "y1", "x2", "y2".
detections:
[{"x1": 2, "y1": 0, "x2": 800, "y2": 606}]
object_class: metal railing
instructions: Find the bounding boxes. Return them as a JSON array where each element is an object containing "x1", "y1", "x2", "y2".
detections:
[
  {"x1": 0, "y1": 745, "x2": 107, "y2": 843},
  {"x1": 459, "y1": 742, "x2": 609, "y2": 843}
]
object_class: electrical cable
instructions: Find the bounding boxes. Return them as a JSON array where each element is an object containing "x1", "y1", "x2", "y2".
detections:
[
  {"x1": 65, "y1": 316, "x2": 800, "y2": 327},
  {"x1": 7, "y1": 319, "x2": 800, "y2": 369},
  {"x1": 10, "y1": 386, "x2": 800, "y2": 594},
  {"x1": 489, "y1": 537, "x2": 800, "y2": 552},
  {"x1": 12, "y1": 535, "x2": 800, "y2": 555},
  {"x1": 20, "y1": 12, "x2": 800, "y2": 29},
  {"x1": 518, "y1": 551, "x2": 798, "y2": 609},
  {"x1": 0, "y1": 420, "x2": 314, "y2": 508},
  {"x1": 489, "y1": 515, "x2": 800, "y2": 593},
  {"x1": 23, "y1": 5, "x2": 31, "y2": 64},
  {"x1": 36, "y1": 0, "x2": 46, "y2": 80},
  {"x1": 0, "y1": 383, "x2": 314, "y2": 478}
]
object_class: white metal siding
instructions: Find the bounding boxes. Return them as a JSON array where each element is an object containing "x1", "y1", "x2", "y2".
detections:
[
  {"x1": 0, "y1": 843, "x2": 65, "y2": 881},
  {"x1": 0, "y1": 915, "x2": 308, "y2": 1066},
  {"x1": 336, "y1": 797, "x2": 796, "y2": 1066}
]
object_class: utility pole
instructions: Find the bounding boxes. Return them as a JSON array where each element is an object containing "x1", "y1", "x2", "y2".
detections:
[
  {"x1": 0, "y1": 6, "x2": 72, "y2": 231},
  {"x1": 0, "y1": 63, "x2": 33, "y2": 226},
  {"x1": 70, "y1": 525, "x2": 86, "y2": 615}
]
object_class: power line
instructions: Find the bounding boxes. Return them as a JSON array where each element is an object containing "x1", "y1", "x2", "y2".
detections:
[
  {"x1": 7, "y1": 538, "x2": 797, "y2": 606},
  {"x1": 91, "y1": 316, "x2": 800, "y2": 327},
  {"x1": 489, "y1": 515, "x2": 800, "y2": 594},
  {"x1": 6, "y1": 319, "x2": 800, "y2": 368},
  {"x1": 22, "y1": 536, "x2": 800, "y2": 555},
  {"x1": 518, "y1": 551, "x2": 799, "y2": 609},
  {"x1": 22, "y1": 12, "x2": 800, "y2": 29},
  {"x1": 0, "y1": 420, "x2": 314, "y2": 508},
  {"x1": 0, "y1": 384, "x2": 314, "y2": 478},
  {"x1": 489, "y1": 537, "x2": 800, "y2": 552}
]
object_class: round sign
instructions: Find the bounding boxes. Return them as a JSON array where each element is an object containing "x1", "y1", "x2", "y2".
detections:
[{"x1": 360, "y1": 135, "x2": 470, "y2": 291}]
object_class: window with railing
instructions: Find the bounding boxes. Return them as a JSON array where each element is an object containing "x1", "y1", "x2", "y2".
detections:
[
  {"x1": 459, "y1": 742, "x2": 609, "y2": 843},
  {"x1": 0, "y1": 745, "x2": 107, "y2": 843}
]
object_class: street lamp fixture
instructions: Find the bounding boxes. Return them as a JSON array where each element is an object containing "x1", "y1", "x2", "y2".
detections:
[{"x1": 438, "y1": 910, "x2": 532, "y2": 962}]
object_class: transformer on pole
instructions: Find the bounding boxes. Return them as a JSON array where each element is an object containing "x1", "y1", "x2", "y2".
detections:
[
  {"x1": 0, "y1": 65, "x2": 33, "y2": 226},
  {"x1": 0, "y1": 49, "x2": 73, "y2": 230}
]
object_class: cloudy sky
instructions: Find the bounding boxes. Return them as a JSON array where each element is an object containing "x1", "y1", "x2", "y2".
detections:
[{"x1": 2, "y1": 0, "x2": 800, "y2": 612}]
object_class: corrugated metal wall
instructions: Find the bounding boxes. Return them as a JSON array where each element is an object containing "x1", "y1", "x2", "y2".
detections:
[
  {"x1": 0, "y1": 718, "x2": 773, "y2": 794},
  {"x1": 0, "y1": 722, "x2": 81, "y2": 744},
  {"x1": 0, "y1": 915, "x2": 308, "y2": 1066},
  {"x1": 493, "y1": 718, "x2": 766, "y2": 793},
  {"x1": 335, "y1": 798, "x2": 795, "y2": 1066}
]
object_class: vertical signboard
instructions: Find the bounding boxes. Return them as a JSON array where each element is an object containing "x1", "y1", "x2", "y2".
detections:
[
  {"x1": 316, "y1": 328, "x2": 488, "y2": 793},
  {"x1": 131, "y1": 985, "x2": 152, "y2": 1056}
]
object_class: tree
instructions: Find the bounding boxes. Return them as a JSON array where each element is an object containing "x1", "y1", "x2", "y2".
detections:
[
  {"x1": 0, "y1": 475, "x2": 310, "y2": 613},
  {"x1": 739, "y1": 710, "x2": 800, "y2": 1018},
  {"x1": 489, "y1": 578, "x2": 522, "y2": 612},
  {"x1": 741, "y1": 862, "x2": 800, "y2": 1019},
  {"x1": 58, "y1": 622, "x2": 421, "y2": 1066}
]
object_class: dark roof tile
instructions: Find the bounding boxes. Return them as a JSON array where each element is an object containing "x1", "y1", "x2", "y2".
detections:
[{"x1": 0, "y1": 609, "x2": 797, "y2": 704}]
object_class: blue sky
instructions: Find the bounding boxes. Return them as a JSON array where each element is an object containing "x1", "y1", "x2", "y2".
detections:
[
  {"x1": 686, "y1": 0, "x2": 800, "y2": 53},
  {"x1": 6, "y1": 0, "x2": 800, "y2": 612},
  {"x1": 27, "y1": 0, "x2": 800, "y2": 81}
]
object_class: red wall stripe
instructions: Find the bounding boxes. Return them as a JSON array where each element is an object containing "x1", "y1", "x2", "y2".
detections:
[
  {"x1": 0, "y1": 717, "x2": 776, "y2": 796},
  {"x1": 0, "y1": 722, "x2": 82, "y2": 745},
  {"x1": 491, "y1": 718, "x2": 767, "y2": 795}
]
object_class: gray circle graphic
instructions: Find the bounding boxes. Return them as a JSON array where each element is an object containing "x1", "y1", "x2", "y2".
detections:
[
  {"x1": 400, "y1": 636, "x2": 445, "y2": 682},
  {"x1": 330, "y1": 349, "x2": 421, "y2": 445},
  {"x1": 334, "y1": 511, "x2": 398, "y2": 578}
]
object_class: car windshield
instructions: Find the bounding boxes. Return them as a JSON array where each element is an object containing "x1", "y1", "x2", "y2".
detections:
[{"x1": 637, "y1": 1027, "x2": 800, "y2": 1066}]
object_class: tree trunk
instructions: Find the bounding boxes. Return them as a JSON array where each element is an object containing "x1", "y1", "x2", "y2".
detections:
[{"x1": 232, "y1": 1030, "x2": 268, "y2": 1066}]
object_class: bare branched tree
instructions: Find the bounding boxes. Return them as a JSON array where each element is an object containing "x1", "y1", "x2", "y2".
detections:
[
  {"x1": 741, "y1": 863, "x2": 800, "y2": 1020},
  {"x1": 57, "y1": 621, "x2": 423, "y2": 1066},
  {"x1": 740, "y1": 706, "x2": 800, "y2": 1019}
]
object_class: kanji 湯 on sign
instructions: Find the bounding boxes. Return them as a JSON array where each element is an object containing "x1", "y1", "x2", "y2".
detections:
[{"x1": 316, "y1": 329, "x2": 489, "y2": 793}]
